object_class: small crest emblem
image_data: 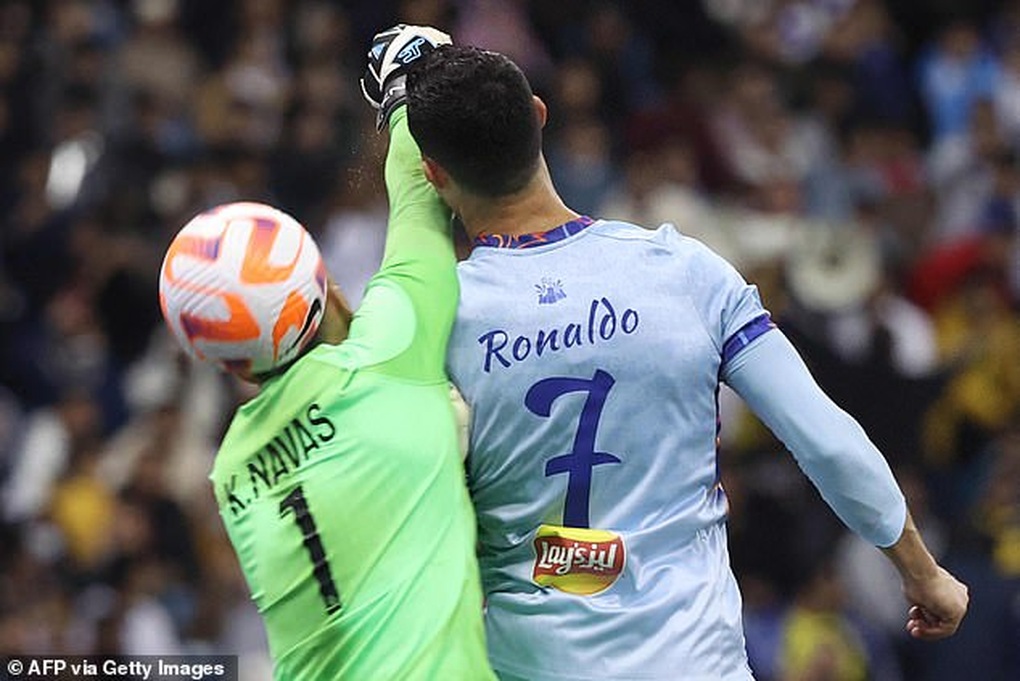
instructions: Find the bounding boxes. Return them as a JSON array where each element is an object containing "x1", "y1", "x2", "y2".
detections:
[{"x1": 535, "y1": 277, "x2": 566, "y2": 304}]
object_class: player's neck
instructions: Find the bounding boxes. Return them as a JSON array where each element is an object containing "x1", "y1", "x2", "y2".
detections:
[{"x1": 458, "y1": 163, "x2": 579, "y2": 240}]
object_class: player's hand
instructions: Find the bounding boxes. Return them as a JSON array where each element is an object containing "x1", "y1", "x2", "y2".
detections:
[
  {"x1": 900, "y1": 564, "x2": 968, "y2": 640},
  {"x1": 360, "y1": 24, "x2": 452, "y2": 131}
]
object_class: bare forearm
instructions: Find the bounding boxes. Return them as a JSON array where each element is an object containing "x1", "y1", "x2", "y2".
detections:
[
  {"x1": 881, "y1": 509, "x2": 969, "y2": 639},
  {"x1": 881, "y1": 510, "x2": 940, "y2": 581}
]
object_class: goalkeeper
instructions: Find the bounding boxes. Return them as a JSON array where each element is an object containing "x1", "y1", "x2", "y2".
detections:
[{"x1": 158, "y1": 26, "x2": 495, "y2": 681}]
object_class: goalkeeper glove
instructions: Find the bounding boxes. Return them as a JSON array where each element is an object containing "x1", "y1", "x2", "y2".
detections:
[{"x1": 360, "y1": 24, "x2": 452, "y2": 131}]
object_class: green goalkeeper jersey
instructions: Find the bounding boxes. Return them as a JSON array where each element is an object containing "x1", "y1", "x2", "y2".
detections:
[{"x1": 210, "y1": 109, "x2": 494, "y2": 681}]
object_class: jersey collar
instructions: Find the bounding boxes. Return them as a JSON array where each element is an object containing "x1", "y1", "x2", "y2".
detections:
[{"x1": 473, "y1": 216, "x2": 595, "y2": 249}]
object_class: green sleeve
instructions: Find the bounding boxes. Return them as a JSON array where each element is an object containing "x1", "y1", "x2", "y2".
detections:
[{"x1": 339, "y1": 105, "x2": 456, "y2": 382}]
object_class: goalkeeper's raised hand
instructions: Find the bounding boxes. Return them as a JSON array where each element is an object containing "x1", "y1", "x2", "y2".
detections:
[{"x1": 360, "y1": 24, "x2": 452, "y2": 131}]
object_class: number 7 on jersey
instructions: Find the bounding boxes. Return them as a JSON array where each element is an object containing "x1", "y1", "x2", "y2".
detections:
[{"x1": 525, "y1": 369, "x2": 621, "y2": 528}]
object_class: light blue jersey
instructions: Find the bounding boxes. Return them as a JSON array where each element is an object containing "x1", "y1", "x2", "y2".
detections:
[{"x1": 448, "y1": 218, "x2": 905, "y2": 681}]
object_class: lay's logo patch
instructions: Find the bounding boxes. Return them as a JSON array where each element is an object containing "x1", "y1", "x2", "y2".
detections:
[{"x1": 532, "y1": 524, "x2": 625, "y2": 595}]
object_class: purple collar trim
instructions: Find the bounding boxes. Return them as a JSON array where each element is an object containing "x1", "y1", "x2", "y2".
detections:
[{"x1": 474, "y1": 216, "x2": 595, "y2": 249}]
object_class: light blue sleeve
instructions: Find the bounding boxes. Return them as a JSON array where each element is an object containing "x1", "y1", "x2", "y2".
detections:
[
  {"x1": 679, "y1": 235, "x2": 769, "y2": 353},
  {"x1": 721, "y1": 329, "x2": 907, "y2": 548}
]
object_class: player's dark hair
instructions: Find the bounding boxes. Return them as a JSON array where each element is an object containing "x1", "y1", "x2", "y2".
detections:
[{"x1": 407, "y1": 45, "x2": 541, "y2": 197}]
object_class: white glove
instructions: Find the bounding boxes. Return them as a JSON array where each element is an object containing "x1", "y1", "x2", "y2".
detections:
[{"x1": 360, "y1": 24, "x2": 452, "y2": 130}]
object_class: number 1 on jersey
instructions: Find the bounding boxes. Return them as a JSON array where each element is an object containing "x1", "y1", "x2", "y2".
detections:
[{"x1": 279, "y1": 485, "x2": 342, "y2": 614}]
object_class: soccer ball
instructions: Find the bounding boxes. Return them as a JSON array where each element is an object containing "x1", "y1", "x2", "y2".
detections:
[{"x1": 158, "y1": 202, "x2": 327, "y2": 376}]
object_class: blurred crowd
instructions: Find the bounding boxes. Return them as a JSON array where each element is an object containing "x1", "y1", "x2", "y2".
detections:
[{"x1": 0, "y1": 1, "x2": 1018, "y2": 680}]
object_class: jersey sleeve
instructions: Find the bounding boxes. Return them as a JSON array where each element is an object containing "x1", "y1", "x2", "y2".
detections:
[
  {"x1": 340, "y1": 106, "x2": 456, "y2": 382},
  {"x1": 680, "y1": 236, "x2": 771, "y2": 362},
  {"x1": 722, "y1": 329, "x2": 907, "y2": 547}
]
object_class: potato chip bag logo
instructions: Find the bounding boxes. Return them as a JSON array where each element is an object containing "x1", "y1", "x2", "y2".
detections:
[{"x1": 532, "y1": 524, "x2": 626, "y2": 595}]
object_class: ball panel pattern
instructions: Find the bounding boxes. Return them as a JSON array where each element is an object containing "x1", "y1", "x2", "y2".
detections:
[{"x1": 158, "y1": 202, "x2": 327, "y2": 375}]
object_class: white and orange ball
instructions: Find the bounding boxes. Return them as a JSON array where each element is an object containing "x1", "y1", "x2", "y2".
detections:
[{"x1": 158, "y1": 202, "x2": 327, "y2": 376}]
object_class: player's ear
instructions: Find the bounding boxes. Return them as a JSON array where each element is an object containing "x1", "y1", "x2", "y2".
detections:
[
  {"x1": 422, "y1": 156, "x2": 448, "y2": 189},
  {"x1": 533, "y1": 96, "x2": 548, "y2": 128}
]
